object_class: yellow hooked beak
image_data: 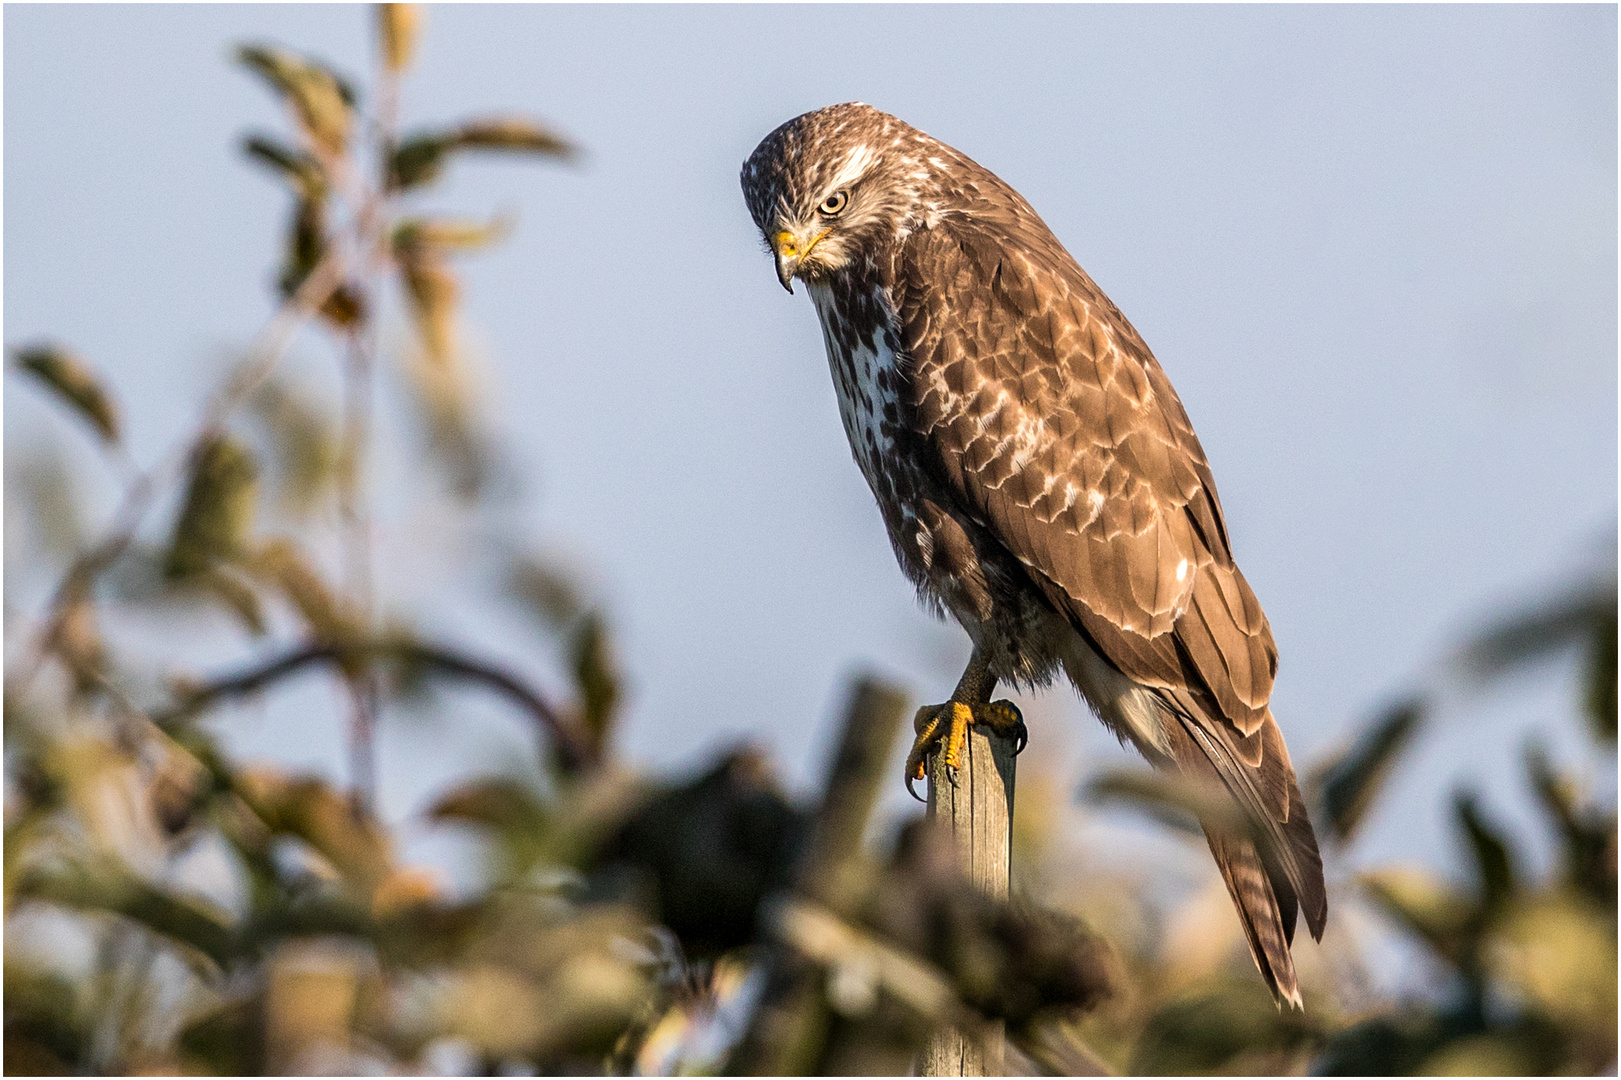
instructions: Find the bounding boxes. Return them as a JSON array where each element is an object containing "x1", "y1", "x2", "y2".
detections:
[{"x1": 773, "y1": 228, "x2": 829, "y2": 293}]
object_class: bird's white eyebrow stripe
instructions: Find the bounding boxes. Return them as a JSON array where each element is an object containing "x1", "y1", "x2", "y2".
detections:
[{"x1": 824, "y1": 144, "x2": 879, "y2": 196}]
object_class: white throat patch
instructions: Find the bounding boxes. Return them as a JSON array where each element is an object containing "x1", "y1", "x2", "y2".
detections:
[{"x1": 805, "y1": 281, "x2": 900, "y2": 487}]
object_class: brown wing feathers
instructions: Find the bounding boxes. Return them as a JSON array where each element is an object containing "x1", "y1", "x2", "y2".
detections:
[
  {"x1": 1180, "y1": 564, "x2": 1275, "y2": 729},
  {"x1": 903, "y1": 212, "x2": 1327, "y2": 1004}
]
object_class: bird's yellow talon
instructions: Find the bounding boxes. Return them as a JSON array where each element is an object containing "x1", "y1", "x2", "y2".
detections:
[
  {"x1": 942, "y1": 701, "x2": 972, "y2": 775},
  {"x1": 904, "y1": 698, "x2": 1028, "y2": 798}
]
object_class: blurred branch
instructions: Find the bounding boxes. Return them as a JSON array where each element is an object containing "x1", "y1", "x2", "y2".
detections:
[
  {"x1": 727, "y1": 676, "x2": 909, "y2": 1075},
  {"x1": 799, "y1": 678, "x2": 910, "y2": 908},
  {"x1": 336, "y1": 224, "x2": 380, "y2": 814},
  {"x1": 156, "y1": 637, "x2": 597, "y2": 773},
  {"x1": 1087, "y1": 766, "x2": 1253, "y2": 840},
  {"x1": 768, "y1": 895, "x2": 964, "y2": 1022}
]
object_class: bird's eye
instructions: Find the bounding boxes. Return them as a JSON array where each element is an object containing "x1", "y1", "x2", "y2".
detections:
[{"x1": 818, "y1": 190, "x2": 849, "y2": 216}]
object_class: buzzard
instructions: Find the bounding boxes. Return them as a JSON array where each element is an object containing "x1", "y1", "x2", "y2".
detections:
[{"x1": 741, "y1": 103, "x2": 1326, "y2": 1005}]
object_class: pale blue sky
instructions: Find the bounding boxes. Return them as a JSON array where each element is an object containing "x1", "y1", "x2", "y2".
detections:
[{"x1": 6, "y1": 5, "x2": 1616, "y2": 923}]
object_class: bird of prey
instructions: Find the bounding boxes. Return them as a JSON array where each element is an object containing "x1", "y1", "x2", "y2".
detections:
[{"x1": 741, "y1": 103, "x2": 1326, "y2": 1005}]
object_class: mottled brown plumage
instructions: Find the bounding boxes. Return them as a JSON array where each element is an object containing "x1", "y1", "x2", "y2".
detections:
[{"x1": 743, "y1": 102, "x2": 1325, "y2": 1005}]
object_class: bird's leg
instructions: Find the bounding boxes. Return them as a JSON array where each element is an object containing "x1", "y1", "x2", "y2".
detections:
[{"x1": 905, "y1": 648, "x2": 1027, "y2": 800}]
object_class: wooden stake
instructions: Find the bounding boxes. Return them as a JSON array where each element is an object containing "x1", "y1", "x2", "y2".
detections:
[{"x1": 922, "y1": 721, "x2": 1017, "y2": 1076}]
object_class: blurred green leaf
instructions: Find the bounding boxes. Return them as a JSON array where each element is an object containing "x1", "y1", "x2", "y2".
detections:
[
  {"x1": 241, "y1": 133, "x2": 326, "y2": 199},
  {"x1": 3, "y1": 962, "x2": 87, "y2": 1075},
  {"x1": 1310, "y1": 698, "x2": 1423, "y2": 843},
  {"x1": 390, "y1": 257, "x2": 496, "y2": 499},
  {"x1": 178, "y1": 995, "x2": 264, "y2": 1077},
  {"x1": 1131, "y1": 977, "x2": 1320, "y2": 1076},
  {"x1": 9, "y1": 445, "x2": 90, "y2": 558},
  {"x1": 245, "y1": 378, "x2": 342, "y2": 518},
  {"x1": 397, "y1": 246, "x2": 459, "y2": 365},
  {"x1": 165, "y1": 435, "x2": 260, "y2": 578},
  {"x1": 49, "y1": 594, "x2": 108, "y2": 692},
  {"x1": 388, "y1": 219, "x2": 503, "y2": 418},
  {"x1": 1361, "y1": 865, "x2": 1478, "y2": 968},
  {"x1": 454, "y1": 117, "x2": 574, "y2": 157},
  {"x1": 194, "y1": 566, "x2": 269, "y2": 637},
  {"x1": 1525, "y1": 743, "x2": 1617, "y2": 906},
  {"x1": 1085, "y1": 768, "x2": 1248, "y2": 839},
  {"x1": 2, "y1": 1031, "x2": 74, "y2": 1077},
  {"x1": 1418, "y1": 1033, "x2": 1543, "y2": 1076},
  {"x1": 508, "y1": 554, "x2": 585, "y2": 631},
  {"x1": 1315, "y1": 1012, "x2": 1445, "y2": 1077},
  {"x1": 270, "y1": 194, "x2": 362, "y2": 328},
  {"x1": 428, "y1": 776, "x2": 548, "y2": 834},
  {"x1": 279, "y1": 196, "x2": 328, "y2": 296},
  {"x1": 388, "y1": 117, "x2": 572, "y2": 191},
  {"x1": 236, "y1": 44, "x2": 355, "y2": 155},
  {"x1": 1458, "y1": 578, "x2": 1615, "y2": 684},
  {"x1": 13, "y1": 344, "x2": 120, "y2": 444},
  {"x1": 386, "y1": 133, "x2": 455, "y2": 191},
  {"x1": 1454, "y1": 790, "x2": 1518, "y2": 914},
  {"x1": 571, "y1": 611, "x2": 619, "y2": 755},
  {"x1": 234, "y1": 767, "x2": 392, "y2": 898},
  {"x1": 1585, "y1": 601, "x2": 1616, "y2": 743},
  {"x1": 248, "y1": 537, "x2": 357, "y2": 641},
  {"x1": 1486, "y1": 894, "x2": 1617, "y2": 1049},
  {"x1": 394, "y1": 215, "x2": 511, "y2": 253}
]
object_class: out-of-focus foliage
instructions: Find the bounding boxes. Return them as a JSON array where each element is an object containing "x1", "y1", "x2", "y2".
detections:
[
  {"x1": 11, "y1": 345, "x2": 121, "y2": 445},
  {"x1": 5, "y1": 6, "x2": 1614, "y2": 1076},
  {"x1": 236, "y1": 45, "x2": 356, "y2": 158},
  {"x1": 2, "y1": 8, "x2": 1118, "y2": 1075},
  {"x1": 389, "y1": 118, "x2": 574, "y2": 192},
  {"x1": 1314, "y1": 697, "x2": 1424, "y2": 843},
  {"x1": 1302, "y1": 567, "x2": 1618, "y2": 1075}
]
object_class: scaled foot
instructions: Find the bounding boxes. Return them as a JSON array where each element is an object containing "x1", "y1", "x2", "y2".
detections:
[{"x1": 904, "y1": 698, "x2": 1026, "y2": 800}]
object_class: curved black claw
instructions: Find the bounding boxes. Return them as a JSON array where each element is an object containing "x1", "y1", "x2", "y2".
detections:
[{"x1": 905, "y1": 703, "x2": 949, "y2": 802}]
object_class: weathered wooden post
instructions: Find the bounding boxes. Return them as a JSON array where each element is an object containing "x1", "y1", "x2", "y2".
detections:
[{"x1": 922, "y1": 723, "x2": 1017, "y2": 1076}]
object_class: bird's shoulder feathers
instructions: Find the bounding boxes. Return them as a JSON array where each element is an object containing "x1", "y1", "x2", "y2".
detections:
[{"x1": 889, "y1": 214, "x2": 1277, "y2": 731}]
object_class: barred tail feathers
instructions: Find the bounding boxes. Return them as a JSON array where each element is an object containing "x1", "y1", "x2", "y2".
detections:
[
  {"x1": 1159, "y1": 695, "x2": 1327, "y2": 1006},
  {"x1": 1204, "y1": 828, "x2": 1302, "y2": 1007}
]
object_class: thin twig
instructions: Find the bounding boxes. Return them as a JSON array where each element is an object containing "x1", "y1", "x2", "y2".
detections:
[
  {"x1": 338, "y1": 294, "x2": 380, "y2": 811},
  {"x1": 331, "y1": 16, "x2": 405, "y2": 814},
  {"x1": 155, "y1": 638, "x2": 597, "y2": 773}
]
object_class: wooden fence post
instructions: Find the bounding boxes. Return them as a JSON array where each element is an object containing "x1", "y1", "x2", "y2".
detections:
[{"x1": 922, "y1": 723, "x2": 1017, "y2": 1076}]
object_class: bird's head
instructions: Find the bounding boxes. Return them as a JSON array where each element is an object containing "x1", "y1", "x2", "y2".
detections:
[{"x1": 741, "y1": 102, "x2": 936, "y2": 293}]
